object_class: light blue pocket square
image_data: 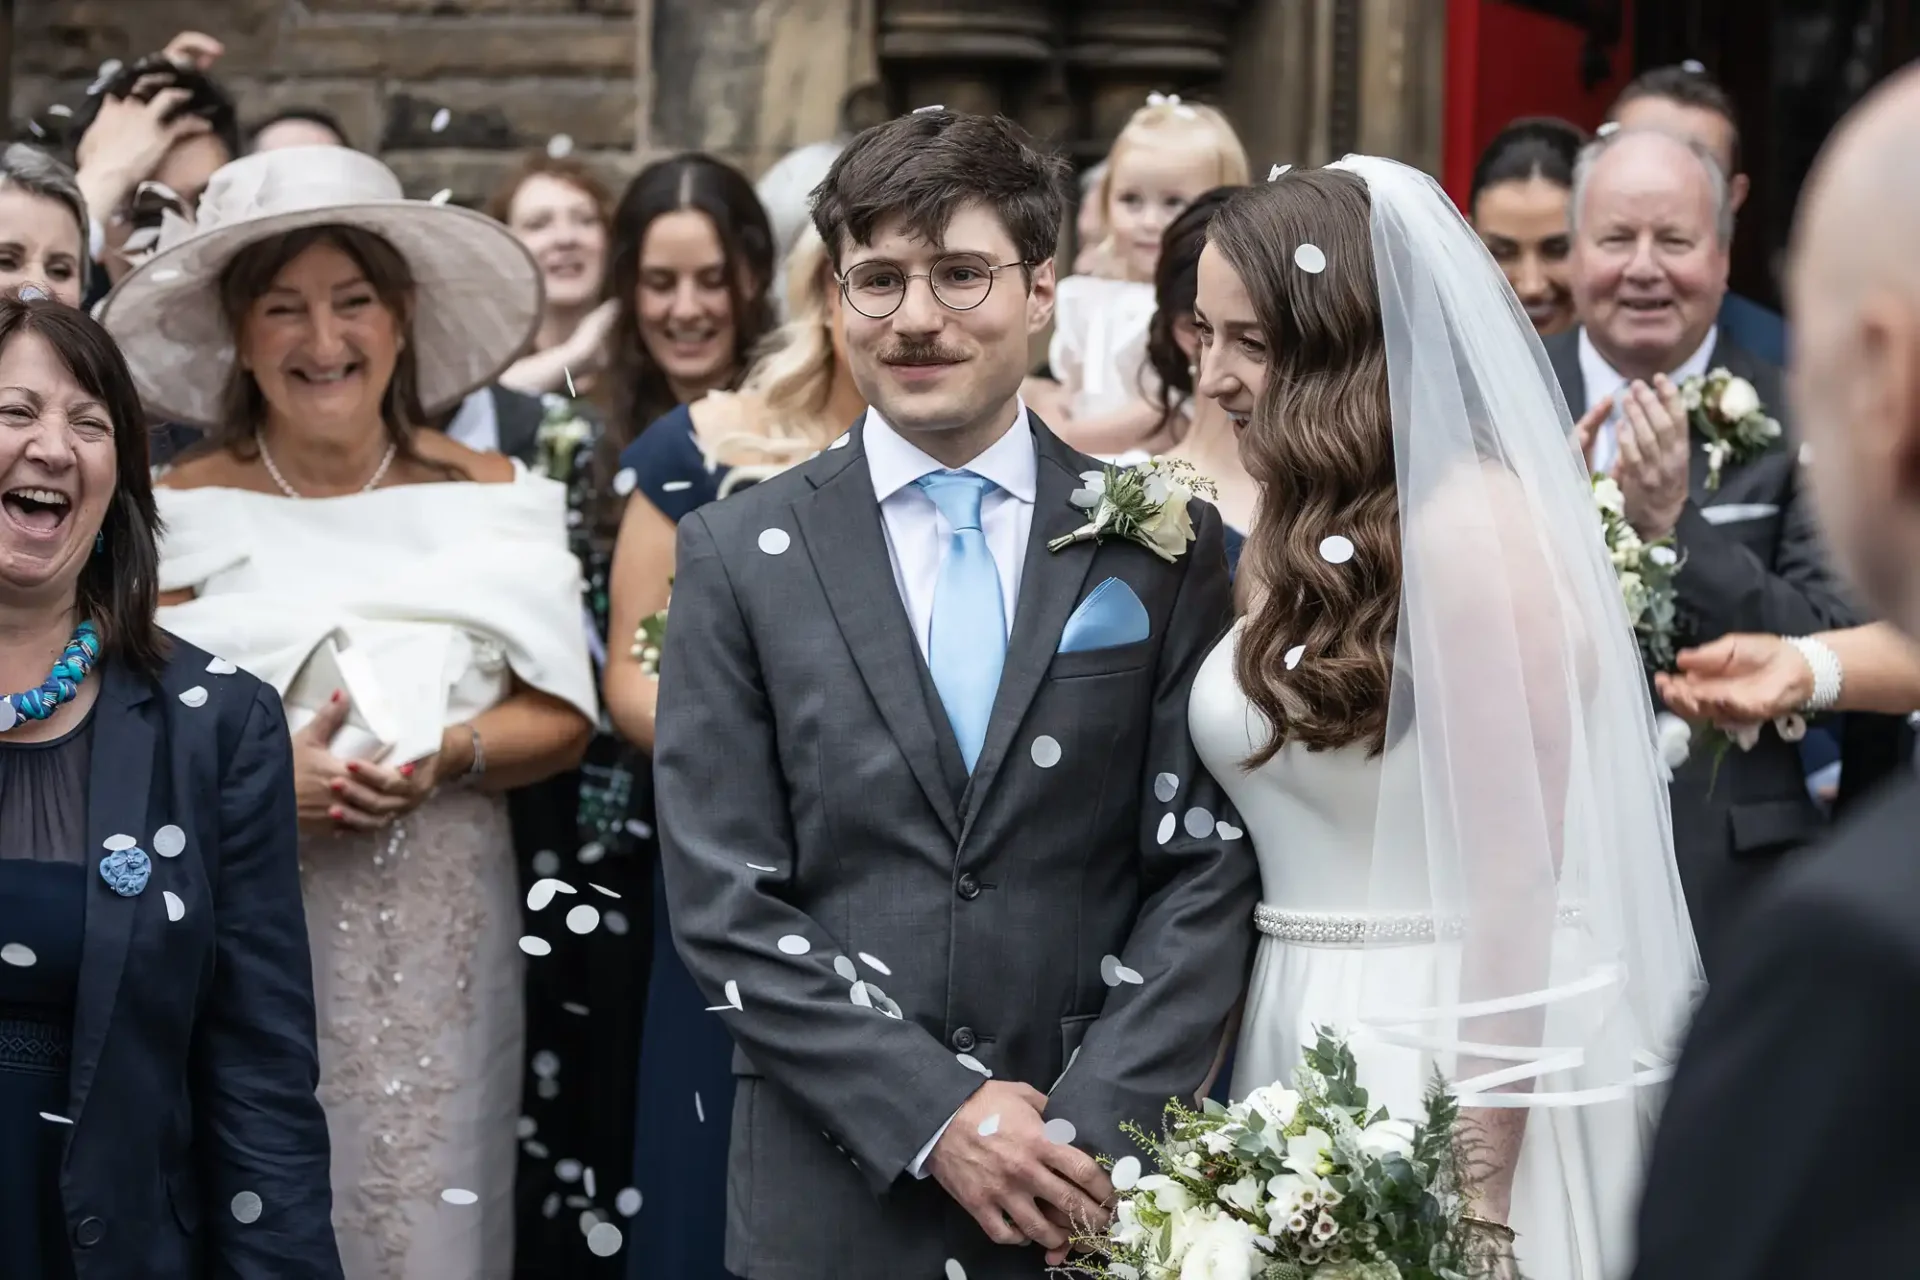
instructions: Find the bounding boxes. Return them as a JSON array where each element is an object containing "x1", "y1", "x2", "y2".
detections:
[{"x1": 1058, "y1": 577, "x2": 1151, "y2": 653}]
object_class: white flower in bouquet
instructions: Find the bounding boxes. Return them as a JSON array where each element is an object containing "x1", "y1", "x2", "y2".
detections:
[
  {"x1": 1242, "y1": 1083, "x2": 1301, "y2": 1131},
  {"x1": 1657, "y1": 712, "x2": 1694, "y2": 772},
  {"x1": 1110, "y1": 1197, "x2": 1153, "y2": 1251},
  {"x1": 1717, "y1": 375, "x2": 1761, "y2": 421},
  {"x1": 1284, "y1": 1127, "x2": 1334, "y2": 1179},
  {"x1": 1619, "y1": 569, "x2": 1649, "y2": 622},
  {"x1": 1176, "y1": 1211, "x2": 1264, "y2": 1280},
  {"x1": 1218, "y1": 1173, "x2": 1262, "y2": 1215},
  {"x1": 1355, "y1": 1117, "x2": 1418, "y2": 1161},
  {"x1": 1135, "y1": 1173, "x2": 1196, "y2": 1216},
  {"x1": 1594, "y1": 475, "x2": 1626, "y2": 517},
  {"x1": 1649, "y1": 544, "x2": 1678, "y2": 567}
]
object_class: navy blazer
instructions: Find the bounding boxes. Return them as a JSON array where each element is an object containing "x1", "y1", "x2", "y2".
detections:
[{"x1": 56, "y1": 636, "x2": 341, "y2": 1278}]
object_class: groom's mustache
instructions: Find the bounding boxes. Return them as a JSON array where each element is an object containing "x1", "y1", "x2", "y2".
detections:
[{"x1": 878, "y1": 339, "x2": 966, "y2": 366}]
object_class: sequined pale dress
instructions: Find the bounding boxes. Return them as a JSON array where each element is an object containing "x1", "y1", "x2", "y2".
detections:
[{"x1": 154, "y1": 470, "x2": 598, "y2": 1279}]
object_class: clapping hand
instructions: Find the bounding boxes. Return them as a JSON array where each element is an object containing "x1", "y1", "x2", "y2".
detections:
[
  {"x1": 290, "y1": 691, "x2": 442, "y2": 832},
  {"x1": 1573, "y1": 395, "x2": 1612, "y2": 466},
  {"x1": 926, "y1": 1081, "x2": 1113, "y2": 1254},
  {"x1": 1613, "y1": 373, "x2": 1691, "y2": 540},
  {"x1": 1655, "y1": 634, "x2": 1812, "y2": 726}
]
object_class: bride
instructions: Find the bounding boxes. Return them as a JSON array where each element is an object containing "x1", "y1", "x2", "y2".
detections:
[{"x1": 1187, "y1": 158, "x2": 1704, "y2": 1278}]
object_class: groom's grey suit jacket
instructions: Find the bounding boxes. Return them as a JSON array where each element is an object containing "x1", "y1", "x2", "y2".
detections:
[{"x1": 653, "y1": 415, "x2": 1261, "y2": 1280}]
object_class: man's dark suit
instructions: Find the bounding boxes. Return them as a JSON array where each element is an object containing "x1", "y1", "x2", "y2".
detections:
[
  {"x1": 1544, "y1": 328, "x2": 1860, "y2": 968},
  {"x1": 1632, "y1": 774, "x2": 1920, "y2": 1280},
  {"x1": 652, "y1": 414, "x2": 1261, "y2": 1279}
]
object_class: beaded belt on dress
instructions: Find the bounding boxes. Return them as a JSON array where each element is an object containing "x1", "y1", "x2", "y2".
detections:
[{"x1": 1254, "y1": 903, "x2": 1585, "y2": 947}]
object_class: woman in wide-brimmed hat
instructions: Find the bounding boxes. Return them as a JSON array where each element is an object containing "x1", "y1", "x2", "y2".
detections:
[{"x1": 99, "y1": 146, "x2": 599, "y2": 1278}]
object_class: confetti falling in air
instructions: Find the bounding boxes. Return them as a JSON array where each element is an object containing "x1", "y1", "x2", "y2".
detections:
[
  {"x1": 956, "y1": 1053, "x2": 993, "y2": 1077},
  {"x1": 1184, "y1": 807, "x2": 1215, "y2": 839},
  {"x1": 1100, "y1": 954, "x2": 1125, "y2": 987},
  {"x1": 589, "y1": 883, "x2": 620, "y2": 899},
  {"x1": 758, "y1": 528, "x2": 791, "y2": 555},
  {"x1": 179, "y1": 686, "x2": 208, "y2": 708},
  {"x1": 519, "y1": 936, "x2": 554, "y2": 957},
  {"x1": 39, "y1": 1111, "x2": 72, "y2": 1125},
  {"x1": 1216, "y1": 821, "x2": 1244, "y2": 841},
  {"x1": 517, "y1": 1117, "x2": 538, "y2": 1139},
  {"x1": 533, "y1": 1050, "x2": 561, "y2": 1079},
  {"x1": 1285, "y1": 645, "x2": 1305, "y2": 670},
  {"x1": 1156, "y1": 813, "x2": 1175, "y2": 846},
  {"x1": 1681, "y1": 58, "x2": 1706, "y2": 73},
  {"x1": 1319, "y1": 534, "x2": 1355, "y2": 564},
  {"x1": 47, "y1": 103, "x2": 71, "y2": 118},
  {"x1": 584, "y1": 1167, "x2": 597, "y2": 1198},
  {"x1": 566, "y1": 904, "x2": 601, "y2": 934},
  {"x1": 3, "y1": 943, "x2": 37, "y2": 967},
  {"x1": 1153, "y1": 772, "x2": 1179, "y2": 803},
  {"x1": 524, "y1": 1140, "x2": 551, "y2": 1159},
  {"x1": 746, "y1": 863, "x2": 778, "y2": 874},
  {"x1": 914, "y1": 104, "x2": 946, "y2": 114},
  {"x1": 857, "y1": 952, "x2": 892, "y2": 976},
  {"x1": 556, "y1": 1158, "x2": 584, "y2": 1183},
  {"x1": 1115, "y1": 963, "x2": 1144, "y2": 985},
  {"x1": 103, "y1": 833, "x2": 136, "y2": 852},
  {"x1": 777, "y1": 934, "x2": 811, "y2": 956},
  {"x1": 615, "y1": 1187, "x2": 643, "y2": 1216},
  {"x1": 164, "y1": 891, "x2": 185, "y2": 922},
  {"x1": 431, "y1": 107, "x2": 452, "y2": 133},
  {"x1": 527, "y1": 878, "x2": 577, "y2": 911},
  {"x1": 441, "y1": 1188, "x2": 478, "y2": 1205},
  {"x1": 833, "y1": 955, "x2": 858, "y2": 982},
  {"x1": 612, "y1": 467, "x2": 638, "y2": 497},
  {"x1": 1030, "y1": 735, "x2": 1062, "y2": 768},
  {"x1": 547, "y1": 134, "x2": 576, "y2": 159},
  {"x1": 231, "y1": 1191, "x2": 263, "y2": 1224},
  {"x1": 532, "y1": 849, "x2": 561, "y2": 877},
  {"x1": 1268, "y1": 163, "x2": 1292, "y2": 181},
  {"x1": 660, "y1": 479, "x2": 692, "y2": 492},
  {"x1": 603, "y1": 910, "x2": 630, "y2": 935},
  {"x1": 26, "y1": 121, "x2": 44, "y2": 138},
  {"x1": 694, "y1": 1092, "x2": 706, "y2": 1122},
  {"x1": 564, "y1": 366, "x2": 578, "y2": 398},
  {"x1": 586, "y1": 1222, "x2": 624, "y2": 1257},
  {"x1": 704, "y1": 979, "x2": 743, "y2": 1012},
  {"x1": 946, "y1": 1258, "x2": 969, "y2": 1280},
  {"x1": 562, "y1": 1002, "x2": 589, "y2": 1016},
  {"x1": 577, "y1": 841, "x2": 606, "y2": 865},
  {"x1": 1043, "y1": 1117, "x2": 1078, "y2": 1146},
  {"x1": 977, "y1": 1113, "x2": 1001, "y2": 1137},
  {"x1": 429, "y1": 189, "x2": 453, "y2": 206},
  {"x1": 1294, "y1": 243, "x2": 1328, "y2": 274},
  {"x1": 1111, "y1": 1154, "x2": 1142, "y2": 1190}
]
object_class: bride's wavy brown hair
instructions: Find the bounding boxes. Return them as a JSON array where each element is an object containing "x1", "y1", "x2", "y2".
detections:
[{"x1": 1209, "y1": 171, "x2": 1399, "y2": 763}]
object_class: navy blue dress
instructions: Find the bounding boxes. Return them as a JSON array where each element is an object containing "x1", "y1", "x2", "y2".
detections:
[
  {"x1": 0, "y1": 713, "x2": 91, "y2": 1280},
  {"x1": 620, "y1": 404, "x2": 740, "y2": 1280}
]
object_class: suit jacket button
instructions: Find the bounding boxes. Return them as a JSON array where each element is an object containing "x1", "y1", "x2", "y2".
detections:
[
  {"x1": 956, "y1": 874, "x2": 981, "y2": 900},
  {"x1": 74, "y1": 1217, "x2": 106, "y2": 1248},
  {"x1": 952, "y1": 1027, "x2": 977, "y2": 1052}
]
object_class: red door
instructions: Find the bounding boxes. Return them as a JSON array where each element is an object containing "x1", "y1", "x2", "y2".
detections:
[{"x1": 1442, "y1": 0, "x2": 1637, "y2": 208}]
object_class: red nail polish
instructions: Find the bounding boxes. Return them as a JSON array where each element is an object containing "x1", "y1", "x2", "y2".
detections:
[
  {"x1": 345, "y1": 761, "x2": 360, "y2": 774},
  {"x1": 329, "y1": 779, "x2": 345, "y2": 793},
  {"x1": 330, "y1": 690, "x2": 342, "y2": 703},
  {"x1": 399, "y1": 763, "x2": 415, "y2": 778},
  {"x1": 329, "y1": 805, "x2": 344, "y2": 820}
]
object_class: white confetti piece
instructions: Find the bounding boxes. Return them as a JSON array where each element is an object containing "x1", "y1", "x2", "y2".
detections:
[
  {"x1": 977, "y1": 1113, "x2": 1000, "y2": 1137},
  {"x1": 956, "y1": 1053, "x2": 992, "y2": 1077},
  {"x1": 1216, "y1": 821, "x2": 1244, "y2": 840},
  {"x1": 1156, "y1": 813, "x2": 1175, "y2": 845},
  {"x1": 164, "y1": 891, "x2": 185, "y2": 922},
  {"x1": 829, "y1": 433, "x2": 850, "y2": 449},
  {"x1": 589, "y1": 883, "x2": 621, "y2": 898},
  {"x1": 945, "y1": 1260, "x2": 968, "y2": 1280},
  {"x1": 848, "y1": 980, "x2": 874, "y2": 1009},
  {"x1": 1030, "y1": 735, "x2": 1062, "y2": 768},
  {"x1": 603, "y1": 910, "x2": 629, "y2": 935},
  {"x1": 1285, "y1": 644, "x2": 1305, "y2": 669},
  {"x1": 1294, "y1": 243, "x2": 1327, "y2": 274},
  {"x1": 704, "y1": 979, "x2": 743, "y2": 1012},
  {"x1": 517, "y1": 1117, "x2": 538, "y2": 1139},
  {"x1": 1268, "y1": 163, "x2": 1292, "y2": 181},
  {"x1": 103, "y1": 833, "x2": 136, "y2": 852},
  {"x1": 587, "y1": 1221, "x2": 624, "y2": 1257},
  {"x1": 1115, "y1": 965, "x2": 1144, "y2": 985},
  {"x1": 758, "y1": 528, "x2": 791, "y2": 555},
  {"x1": 1153, "y1": 772, "x2": 1179, "y2": 803},
  {"x1": 441, "y1": 1188, "x2": 478, "y2": 1205},
  {"x1": 542, "y1": 1192, "x2": 562, "y2": 1218},
  {"x1": 527, "y1": 878, "x2": 577, "y2": 911},
  {"x1": 1597, "y1": 120, "x2": 1621, "y2": 138},
  {"x1": 206, "y1": 657, "x2": 238, "y2": 674},
  {"x1": 660, "y1": 479, "x2": 692, "y2": 492},
  {"x1": 556, "y1": 1158, "x2": 583, "y2": 1183},
  {"x1": 777, "y1": 934, "x2": 810, "y2": 955},
  {"x1": 1319, "y1": 534, "x2": 1355, "y2": 564},
  {"x1": 694, "y1": 1091, "x2": 706, "y2": 1122},
  {"x1": 1043, "y1": 1117, "x2": 1078, "y2": 1145},
  {"x1": 584, "y1": 1167, "x2": 597, "y2": 1198},
  {"x1": 914, "y1": 104, "x2": 946, "y2": 114},
  {"x1": 1100, "y1": 954, "x2": 1125, "y2": 987},
  {"x1": 519, "y1": 936, "x2": 553, "y2": 957},
  {"x1": 1681, "y1": 58, "x2": 1706, "y2": 73},
  {"x1": 2, "y1": 943, "x2": 36, "y2": 967},
  {"x1": 532, "y1": 849, "x2": 561, "y2": 877},
  {"x1": 858, "y1": 952, "x2": 892, "y2": 976},
  {"x1": 577, "y1": 841, "x2": 606, "y2": 865},
  {"x1": 231, "y1": 1191, "x2": 262, "y2": 1224},
  {"x1": 47, "y1": 104, "x2": 71, "y2": 118},
  {"x1": 1184, "y1": 807, "x2": 1215, "y2": 839},
  {"x1": 39, "y1": 1111, "x2": 72, "y2": 1125},
  {"x1": 564, "y1": 366, "x2": 578, "y2": 397},
  {"x1": 562, "y1": 1002, "x2": 589, "y2": 1016},
  {"x1": 152, "y1": 268, "x2": 183, "y2": 284},
  {"x1": 153, "y1": 824, "x2": 186, "y2": 857},
  {"x1": 547, "y1": 133, "x2": 575, "y2": 159},
  {"x1": 612, "y1": 467, "x2": 638, "y2": 497},
  {"x1": 615, "y1": 1187, "x2": 643, "y2": 1216},
  {"x1": 429, "y1": 188, "x2": 453, "y2": 206},
  {"x1": 746, "y1": 863, "x2": 778, "y2": 873},
  {"x1": 533, "y1": 1050, "x2": 561, "y2": 1079},
  {"x1": 1111, "y1": 1154, "x2": 1142, "y2": 1190},
  {"x1": 566, "y1": 904, "x2": 601, "y2": 934},
  {"x1": 833, "y1": 955, "x2": 858, "y2": 982},
  {"x1": 431, "y1": 107, "x2": 451, "y2": 132},
  {"x1": 179, "y1": 685, "x2": 208, "y2": 707}
]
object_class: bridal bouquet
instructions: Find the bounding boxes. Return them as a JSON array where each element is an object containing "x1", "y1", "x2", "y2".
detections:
[
  {"x1": 1593, "y1": 475, "x2": 1681, "y2": 670},
  {"x1": 631, "y1": 578, "x2": 671, "y2": 677},
  {"x1": 1066, "y1": 1033, "x2": 1481, "y2": 1280}
]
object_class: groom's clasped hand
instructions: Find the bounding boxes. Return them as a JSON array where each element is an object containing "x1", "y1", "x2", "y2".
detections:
[{"x1": 925, "y1": 1080, "x2": 1115, "y2": 1258}]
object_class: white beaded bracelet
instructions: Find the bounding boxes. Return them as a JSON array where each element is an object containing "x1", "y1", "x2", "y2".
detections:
[{"x1": 1786, "y1": 636, "x2": 1844, "y2": 713}]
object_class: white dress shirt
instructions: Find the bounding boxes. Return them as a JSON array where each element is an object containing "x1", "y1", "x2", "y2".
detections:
[
  {"x1": 443, "y1": 386, "x2": 502, "y2": 453},
  {"x1": 1579, "y1": 325, "x2": 1716, "y2": 474},
  {"x1": 862, "y1": 401, "x2": 1037, "y2": 1177}
]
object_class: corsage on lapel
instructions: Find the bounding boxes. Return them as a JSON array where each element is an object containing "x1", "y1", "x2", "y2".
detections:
[
  {"x1": 99, "y1": 833, "x2": 151, "y2": 898},
  {"x1": 1048, "y1": 457, "x2": 1215, "y2": 563},
  {"x1": 1679, "y1": 367, "x2": 1781, "y2": 490}
]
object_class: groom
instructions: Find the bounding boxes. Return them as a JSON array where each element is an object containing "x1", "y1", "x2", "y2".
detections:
[{"x1": 652, "y1": 108, "x2": 1260, "y2": 1279}]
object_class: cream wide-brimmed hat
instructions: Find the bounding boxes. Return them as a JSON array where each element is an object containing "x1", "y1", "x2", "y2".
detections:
[{"x1": 97, "y1": 146, "x2": 542, "y2": 427}]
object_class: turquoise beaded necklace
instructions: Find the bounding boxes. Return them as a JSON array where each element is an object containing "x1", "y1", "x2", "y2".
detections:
[{"x1": 0, "y1": 620, "x2": 100, "y2": 733}]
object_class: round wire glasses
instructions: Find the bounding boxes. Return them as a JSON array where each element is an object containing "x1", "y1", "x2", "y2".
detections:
[{"x1": 836, "y1": 253, "x2": 1031, "y2": 320}]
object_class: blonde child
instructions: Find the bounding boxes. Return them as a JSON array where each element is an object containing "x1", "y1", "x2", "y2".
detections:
[{"x1": 1033, "y1": 95, "x2": 1249, "y2": 457}]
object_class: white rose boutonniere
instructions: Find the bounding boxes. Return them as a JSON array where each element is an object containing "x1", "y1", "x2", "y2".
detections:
[
  {"x1": 1048, "y1": 456, "x2": 1217, "y2": 561},
  {"x1": 533, "y1": 393, "x2": 595, "y2": 482},
  {"x1": 1679, "y1": 367, "x2": 1783, "y2": 490}
]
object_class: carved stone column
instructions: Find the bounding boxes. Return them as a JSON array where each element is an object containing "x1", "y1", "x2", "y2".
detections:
[{"x1": 878, "y1": 0, "x2": 1065, "y2": 140}]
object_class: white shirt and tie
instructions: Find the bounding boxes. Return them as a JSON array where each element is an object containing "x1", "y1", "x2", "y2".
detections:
[
  {"x1": 1579, "y1": 325, "x2": 1716, "y2": 474},
  {"x1": 860, "y1": 400, "x2": 1039, "y2": 1176}
]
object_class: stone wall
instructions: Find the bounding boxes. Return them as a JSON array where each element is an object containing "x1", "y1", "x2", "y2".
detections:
[{"x1": 11, "y1": 0, "x2": 644, "y2": 205}]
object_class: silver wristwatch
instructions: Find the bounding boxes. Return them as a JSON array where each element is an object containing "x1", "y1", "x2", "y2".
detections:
[{"x1": 1785, "y1": 636, "x2": 1843, "y2": 713}]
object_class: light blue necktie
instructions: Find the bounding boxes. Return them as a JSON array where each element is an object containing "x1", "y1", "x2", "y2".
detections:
[{"x1": 914, "y1": 470, "x2": 1007, "y2": 772}]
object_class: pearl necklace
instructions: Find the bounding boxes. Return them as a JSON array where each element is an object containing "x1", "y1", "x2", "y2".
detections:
[{"x1": 256, "y1": 433, "x2": 398, "y2": 499}]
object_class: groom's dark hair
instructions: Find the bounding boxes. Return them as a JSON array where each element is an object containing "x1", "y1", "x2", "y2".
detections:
[{"x1": 809, "y1": 109, "x2": 1069, "y2": 271}]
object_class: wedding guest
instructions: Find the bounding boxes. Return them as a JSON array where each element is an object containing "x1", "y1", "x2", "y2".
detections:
[
  {"x1": 1140, "y1": 186, "x2": 1256, "y2": 556},
  {"x1": 1659, "y1": 625, "x2": 1920, "y2": 722},
  {"x1": 604, "y1": 222, "x2": 861, "y2": 1280},
  {"x1": 1609, "y1": 64, "x2": 1786, "y2": 365},
  {"x1": 248, "y1": 108, "x2": 352, "y2": 153},
  {"x1": 1544, "y1": 125, "x2": 1859, "y2": 970},
  {"x1": 487, "y1": 153, "x2": 618, "y2": 400},
  {"x1": 0, "y1": 145, "x2": 90, "y2": 309},
  {"x1": 98, "y1": 146, "x2": 598, "y2": 1277},
  {"x1": 1071, "y1": 160, "x2": 1113, "y2": 276},
  {"x1": 1633, "y1": 65, "x2": 1920, "y2": 1280},
  {"x1": 0, "y1": 292, "x2": 340, "y2": 1278},
  {"x1": 1470, "y1": 117, "x2": 1586, "y2": 337}
]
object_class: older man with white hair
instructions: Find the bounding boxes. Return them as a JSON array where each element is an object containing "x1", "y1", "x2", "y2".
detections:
[{"x1": 1542, "y1": 126, "x2": 1860, "y2": 971}]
